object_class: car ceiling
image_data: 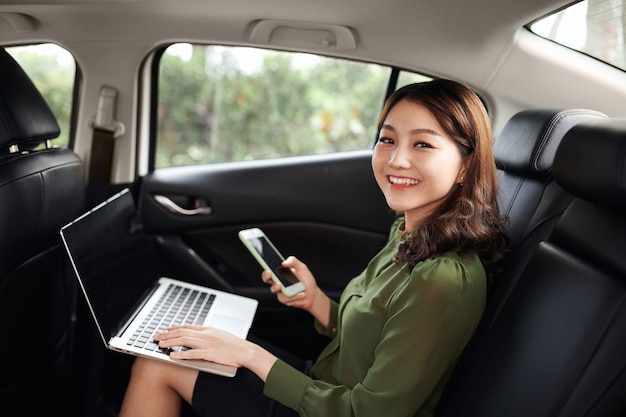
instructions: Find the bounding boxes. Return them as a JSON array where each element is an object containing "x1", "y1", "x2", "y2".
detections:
[
  {"x1": 0, "y1": 0, "x2": 566, "y2": 68},
  {"x1": 1, "y1": 0, "x2": 625, "y2": 129}
]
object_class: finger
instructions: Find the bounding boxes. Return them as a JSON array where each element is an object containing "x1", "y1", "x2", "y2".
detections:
[
  {"x1": 261, "y1": 271, "x2": 273, "y2": 283},
  {"x1": 282, "y1": 256, "x2": 298, "y2": 268},
  {"x1": 278, "y1": 291, "x2": 305, "y2": 306},
  {"x1": 170, "y1": 348, "x2": 240, "y2": 368},
  {"x1": 158, "y1": 334, "x2": 205, "y2": 350},
  {"x1": 168, "y1": 324, "x2": 205, "y2": 331},
  {"x1": 154, "y1": 325, "x2": 204, "y2": 340},
  {"x1": 156, "y1": 331, "x2": 196, "y2": 345},
  {"x1": 169, "y1": 348, "x2": 207, "y2": 360}
]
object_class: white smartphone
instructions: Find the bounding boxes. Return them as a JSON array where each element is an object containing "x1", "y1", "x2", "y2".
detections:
[{"x1": 238, "y1": 228, "x2": 305, "y2": 297}]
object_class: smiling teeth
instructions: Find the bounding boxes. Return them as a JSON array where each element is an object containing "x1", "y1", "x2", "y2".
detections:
[{"x1": 389, "y1": 176, "x2": 420, "y2": 185}]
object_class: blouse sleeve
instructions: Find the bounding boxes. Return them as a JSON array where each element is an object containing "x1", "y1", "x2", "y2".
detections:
[{"x1": 264, "y1": 256, "x2": 485, "y2": 417}]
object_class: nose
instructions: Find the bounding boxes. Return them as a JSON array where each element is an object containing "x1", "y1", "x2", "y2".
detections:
[{"x1": 387, "y1": 146, "x2": 411, "y2": 169}]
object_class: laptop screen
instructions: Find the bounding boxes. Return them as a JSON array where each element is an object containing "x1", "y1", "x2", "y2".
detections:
[{"x1": 61, "y1": 189, "x2": 160, "y2": 342}]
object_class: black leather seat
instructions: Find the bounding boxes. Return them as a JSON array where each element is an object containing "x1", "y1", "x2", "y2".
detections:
[
  {"x1": 437, "y1": 118, "x2": 626, "y2": 416},
  {"x1": 494, "y1": 108, "x2": 606, "y2": 250},
  {"x1": 0, "y1": 49, "x2": 85, "y2": 415},
  {"x1": 489, "y1": 109, "x2": 608, "y2": 307}
]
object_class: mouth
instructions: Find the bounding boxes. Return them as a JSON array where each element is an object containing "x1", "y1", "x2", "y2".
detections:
[{"x1": 388, "y1": 175, "x2": 420, "y2": 186}]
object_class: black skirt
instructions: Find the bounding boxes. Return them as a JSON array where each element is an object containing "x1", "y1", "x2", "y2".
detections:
[{"x1": 191, "y1": 337, "x2": 311, "y2": 417}]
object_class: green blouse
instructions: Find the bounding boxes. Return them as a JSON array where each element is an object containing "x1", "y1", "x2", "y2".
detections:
[{"x1": 263, "y1": 218, "x2": 487, "y2": 417}]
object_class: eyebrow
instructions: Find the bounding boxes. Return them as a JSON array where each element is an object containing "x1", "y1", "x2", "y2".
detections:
[{"x1": 380, "y1": 124, "x2": 444, "y2": 138}]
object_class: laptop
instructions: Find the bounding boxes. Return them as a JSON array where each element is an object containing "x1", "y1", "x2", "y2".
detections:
[{"x1": 60, "y1": 188, "x2": 258, "y2": 377}]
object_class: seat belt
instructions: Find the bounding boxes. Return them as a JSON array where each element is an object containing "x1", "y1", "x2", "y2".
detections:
[{"x1": 87, "y1": 86, "x2": 124, "y2": 206}]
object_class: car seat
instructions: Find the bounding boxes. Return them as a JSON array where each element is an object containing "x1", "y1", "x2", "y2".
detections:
[
  {"x1": 490, "y1": 109, "x2": 607, "y2": 304},
  {"x1": 436, "y1": 118, "x2": 626, "y2": 416},
  {"x1": 0, "y1": 48, "x2": 85, "y2": 416},
  {"x1": 494, "y1": 108, "x2": 607, "y2": 250}
]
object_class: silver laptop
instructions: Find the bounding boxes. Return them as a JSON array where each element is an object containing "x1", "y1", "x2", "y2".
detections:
[{"x1": 60, "y1": 188, "x2": 258, "y2": 377}]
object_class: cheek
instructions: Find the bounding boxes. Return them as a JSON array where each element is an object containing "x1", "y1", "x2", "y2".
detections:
[
  {"x1": 426, "y1": 154, "x2": 464, "y2": 186},
  {"x1": 371, "y1": 150, "x2": 387, "y2": 176}
]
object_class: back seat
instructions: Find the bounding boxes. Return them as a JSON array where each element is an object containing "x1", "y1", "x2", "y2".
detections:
[
  {"x1": 490, "y1": 109, "x2": 607, "y2": 304},
  {"x1": 437, "y1": 118, "x2": 626, "y2": 416},
  {"x1": 494, "y1": 108, "x2": 606, "y2": 250}
]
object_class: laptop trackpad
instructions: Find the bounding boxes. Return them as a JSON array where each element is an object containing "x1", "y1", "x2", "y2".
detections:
[{"x1": 210, "y1": 314, "x2": 246, "y2": 336}]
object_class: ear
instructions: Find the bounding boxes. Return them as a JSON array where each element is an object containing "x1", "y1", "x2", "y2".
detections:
[{"x1": 456, "y1": 158, "x2": 470, "y2": 184}]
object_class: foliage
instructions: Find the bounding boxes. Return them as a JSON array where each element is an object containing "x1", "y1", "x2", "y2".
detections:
[{"x1": 156, "y1": 45, "x2": 393, "y2": 167}]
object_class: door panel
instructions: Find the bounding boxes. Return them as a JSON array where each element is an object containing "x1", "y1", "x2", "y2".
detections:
[
  {"x1": 139, "y1": 150, "x2": 392, "y2": 231},
  {"x1": 137, "y1": 150, "x2": 396, "y2": 355}
]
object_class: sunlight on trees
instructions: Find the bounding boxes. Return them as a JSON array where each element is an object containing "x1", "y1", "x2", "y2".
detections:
[{"x1": 156, "y1": 45, "x2": 392, "y2": 167}]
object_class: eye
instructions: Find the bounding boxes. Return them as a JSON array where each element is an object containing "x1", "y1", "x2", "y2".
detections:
[
  {"x1": 377, "y1": 136, "x2": 394, "y2": 145},
  {"x1": 414, "y1": 141, "x2": 431, "y2": 148}
]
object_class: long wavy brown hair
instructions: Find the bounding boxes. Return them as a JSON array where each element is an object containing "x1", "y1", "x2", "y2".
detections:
[{"x1": 378, "y1": 79, "x2": 509, "y2": 286}]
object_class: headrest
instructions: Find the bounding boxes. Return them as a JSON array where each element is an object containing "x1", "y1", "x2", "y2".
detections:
[
  {"x1": 494, "y1": 109, "x2": 607, "y2": 179},
  {"x1": 554, "y1": 118, "x2": 626, "y2": 210},
  {"x1": 0, "y1": 48, "x2": 60, "y2": 151}
]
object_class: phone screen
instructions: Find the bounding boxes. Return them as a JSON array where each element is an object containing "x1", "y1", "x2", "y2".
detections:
[{"x1": 248, "y1": 235, "x2": 299, "y2": 287}]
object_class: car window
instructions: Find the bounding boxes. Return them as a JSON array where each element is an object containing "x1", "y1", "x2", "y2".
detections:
[
  {"x1": 6, "y1": 43, "x2": 76, "y2": 148},
  {"x1": 155, "y1": 44, "x2": 431, "y2": 168},
  {"x1": 529, "y1": 0, "x2": 626, "y2": 71}
]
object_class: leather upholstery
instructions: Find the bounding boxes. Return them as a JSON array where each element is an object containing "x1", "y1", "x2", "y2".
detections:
[
  {"x1": 0, "y1": 48, "x2": 85, "y2": 415},
  {"x1": 495, "y1": 109, "x2": 607, "y2": 249},
  {"x1": 437, "y1": 118, "x2": 626, "y2": 417},
  {"x1": 0, "y1": 50, "x2": 60, "y2": 149},
  {"x1": 554, "y1": 118, "x2": 626, "y2": 210}
]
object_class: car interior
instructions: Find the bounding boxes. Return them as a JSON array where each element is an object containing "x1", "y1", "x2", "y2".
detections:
[{"x1": 1, "y1": 0, "x2": 626, "y2": 416}]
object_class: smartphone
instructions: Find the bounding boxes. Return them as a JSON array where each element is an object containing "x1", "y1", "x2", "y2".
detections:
[{"x1": 238, "y1": 228, "x2": 305, "y2": 297}]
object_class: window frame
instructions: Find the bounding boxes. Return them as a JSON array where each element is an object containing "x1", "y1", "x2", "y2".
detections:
[
  {"x1": 526, "y1": 0, "x2": 626, "y2": 73},
  {"x1": 147, "y1": 43, "x2": 439, "y2": 171}
]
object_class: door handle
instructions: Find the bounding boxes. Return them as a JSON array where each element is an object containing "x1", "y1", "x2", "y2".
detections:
[{"x1": 154, "y1": 194, "x2": 212, "y2": 216}]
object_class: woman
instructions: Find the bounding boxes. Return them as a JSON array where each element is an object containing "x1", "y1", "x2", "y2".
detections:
[{"x1": 119, "y1": 79, "x2": 509, "y2": 417}]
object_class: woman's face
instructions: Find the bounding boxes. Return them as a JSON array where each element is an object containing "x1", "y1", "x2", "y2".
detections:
[{"x1": 372, "y1": 99, "x2": 467, "y2": 229}]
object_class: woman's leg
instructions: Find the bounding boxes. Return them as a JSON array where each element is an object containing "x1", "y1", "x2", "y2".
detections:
[{"x1": 119, "y1": 357, "x2": 198, "y2": 417}]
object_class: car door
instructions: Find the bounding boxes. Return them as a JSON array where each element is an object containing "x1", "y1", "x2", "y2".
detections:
[{"x1": 137, "y1": 151, "x2": 394, "y2": 356}]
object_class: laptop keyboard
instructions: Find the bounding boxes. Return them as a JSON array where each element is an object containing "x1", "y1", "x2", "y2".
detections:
[{"x1": 127, "y1": 284, "x2": 216, "y2": 353}]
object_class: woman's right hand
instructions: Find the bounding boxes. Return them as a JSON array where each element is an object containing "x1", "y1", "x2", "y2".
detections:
[{"x1": 261, "y1": 256, "x2": 331, "y2": 327}]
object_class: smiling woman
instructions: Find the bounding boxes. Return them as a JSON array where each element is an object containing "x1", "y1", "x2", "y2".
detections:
[
  {"x1": 372, "y1": 101, "x2": 468, "y2": 227},
  {"x1": 118, "y1": 79, "x2": 509, "y2": 417},
  {"x1": 372, "y1": 80, "x2": 508, "y2": 282}
]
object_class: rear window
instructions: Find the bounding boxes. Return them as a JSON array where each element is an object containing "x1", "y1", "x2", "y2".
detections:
[
  {"x1": 6, "y1": 43, "x2": 76, "y2": 148},
  {"x1": 155, "y1": 44, "x2": 430, "y2": 168},
  {"x1": 529, "y1": 0, "x2": 626, "y2": 71}
]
